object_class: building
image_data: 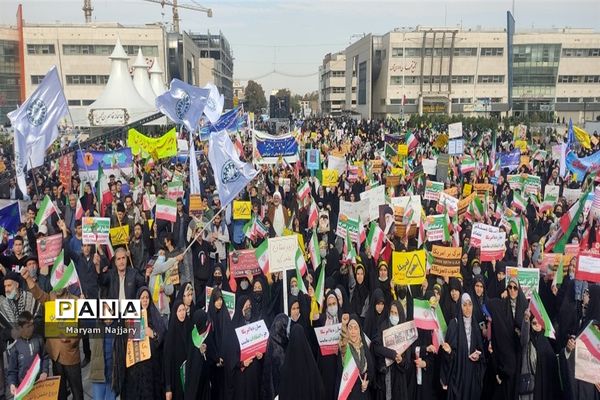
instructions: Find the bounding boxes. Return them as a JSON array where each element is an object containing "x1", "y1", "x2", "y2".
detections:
[
  {"x1": 189, "y1": 31, "x2": 234, "y2": 109},
  {"x1": 319, "y1": 52, "x2": 356, "y2": 116},
  {"x1": 326, "y1": 25, "x2": 600, "y2": 122},
  {"x1": 233, "y1": 80, "x2": 245, "y2": 108}
]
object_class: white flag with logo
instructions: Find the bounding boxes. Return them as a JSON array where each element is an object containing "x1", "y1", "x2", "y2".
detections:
[{"x1": 203, "y1": 83, "x2": 225, "y2": 124}]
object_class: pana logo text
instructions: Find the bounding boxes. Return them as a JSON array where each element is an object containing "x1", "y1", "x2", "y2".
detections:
[{"x1": 55, "y1": 299, "x2": 141, "y2": 320}]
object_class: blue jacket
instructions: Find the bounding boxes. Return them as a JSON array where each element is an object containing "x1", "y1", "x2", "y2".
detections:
[{"x1": 6, "y1": 335, "x2": 50, "y2": 387}]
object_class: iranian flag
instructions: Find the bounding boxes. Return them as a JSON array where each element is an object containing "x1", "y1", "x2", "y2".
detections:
[
  {"x1": 443, "y1": 211, "x2": 451, "y2": 243},
  {"x1": 243, "y1": 217, "x2": 256, "y2": 241},
  {"x1": 338, "y1": 346, "x2": 360, "y2": 400},
  {"x1": 548, "y1": 183, "x2": 592, "y2": 252},
  {"x1": 343, "y1": 230, "x2": 357, "y2": 264},
  {"x1": 14, "y1": 354, "x2": 40, "y2": 400},
  {"x1": 96, "y1": 163, "x2": 110, "y2": 206},
  {"x1": 308, "y1": 197, "x2": 318, "y2": 229},
  {"x1": 461, "y1": 157, "x2": 476, "y2": 173},
  {"x1": 358, "y1": 222, "x2": 366, "y2": 245},
  {"x1": 35, "y1": 195, "x2": 57, "y2": 226},
  {"x1": 191, "y1": 322, "x2": 211, "y2": 349},
  {"x1": 517, "y1": 217, "x2": 528, "y2": 268},
  {"x1": 529, "y1": 291, "x2": 555, "y2": 339},
  {"x1": 578, "y1": 321, "x2": 600, "y2": 361},
  {"x1": 552, "y1": 255, "x2": 565, "y2": 287},
  {"x1": 406, "y1": 131, "x2": 418, "y2": 151},
  {"x1": 297, "y1": 179, "x2": 311, "y2": 200},
  {"x1": 142, "y1": 194, "x2": 152, "y2": 211},
  {"x1": 418, "y1": 210, "x2": 426, "y2": 248},
  {"x1": 413, "y1": 299, "x2": 440, "y2": 330},
  {"x1": 366, "y1": 221, "x2": 384, "y2": 261},
  {"x1": 308, "y1": 229, "x2": 321, "y2": 269},
  {"x1": 156, "y1": 198, "x2": 177, "y2": 222},
  {"x1": 256, "y1": 240, "x2": 269, "y2": 275},
  {"x1": 254, "y1": 218, "x2": 268, "y2": 239},
  {"x1": 295, "y1": 248, "x2": 308, "y2": 277},
  {"x1": 432, "y1": 305, "x2": 447, "y2": 350},
  {"x1": 469, "y1": 196, "x2": 485, "y2": 220},
  {"x1": 75, "y1": 198, "x2": 84, "y2": 220},
  {"x1": 512, "y1": 191, "x2": 527, "y2": 212},
  {"x1": 50, "y1": 252, "x2": 79, "y2": 292},
  {"x1": 106, "y1": 242, "x2": 115, "y2": 260}
]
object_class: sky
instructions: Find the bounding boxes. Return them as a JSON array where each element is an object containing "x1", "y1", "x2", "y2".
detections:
[{"x1": 1, "y1": 0, "x2": 599, "y2": 95}]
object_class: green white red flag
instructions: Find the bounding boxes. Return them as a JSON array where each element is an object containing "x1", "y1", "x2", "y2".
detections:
[
  {"x1": 14, "y1": 354, "x2": 40, "y2": 400},
  {"x1": 578, "y1": 320, "x2": 600, "y2": 361},
  {"x1": 35, "y1": 195, "x2": 57, "y2": 226},
  {"x1": 366, "y1": 221, "x2": 384, "y2": 261},
  {"x1": 256, "y1": 240, "x2": 269, "y2": 275},
  {"x1": 308, "y1": 229, "x2": 321, "y2": 269},
  {"x1": 529, "y1": 291, "x2": 555, "y2": 339},
  {"x1": 413, "y1": 299, "x2": 440, "y2": 330},
  {"x1": 338, "y1": 345, "x2": 360, "y2": 400}
]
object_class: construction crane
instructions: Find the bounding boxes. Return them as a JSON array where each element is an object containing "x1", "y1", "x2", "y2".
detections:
[
  {"x1": 142, "y1": 0, "x2": 212, "y2": 33},
  {"x1": 83, "y1": 0, "x2": 93, "y2": 23}
]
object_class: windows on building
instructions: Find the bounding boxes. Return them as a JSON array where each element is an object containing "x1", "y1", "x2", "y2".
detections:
[
  {"x1": 453, "y1": 48, "x2": 477, "y2": 57},
  {"x1": 451, "y1": 98, "x2": 472, "y2": 104},
  {"x1": 557, "y1": 75, "x2": 600, "y2": 83},
  {"x1": 30, "y1": 75, "x2": 45, "y2": 84},
  {"x1": 451, "y1": 75, "x2": 474, "y2": 84},
  {"x1": 390, "y1": 76, "x2": 402, "y2": 85},
  {"x1": 27, "y1": 44, "x2": 55, "y2": 55},
  {"x1": 65, "y1": 75, "x2": 109, "y2": 85},
  {"x1": 477, "y1": 75, "x2": 504, "y2": 83},
  {"x1": 562, "y1": 48, "x2": 600, "y2": 57},
  {"x1": 63, "y1": 44, "x2": 158, "y2": 56},
  {"x1": 404, "y1": 76, "x2": 419, "y2": 85},
  {"x1": 391, "y1": 48, "x2": 403, "y2": 57},
  {"x1": 358, "y1": 61, "x2": 367, "y2": 105},
  {"x1": 480, "y1": 47, "x2": 504, "y2": 56}
]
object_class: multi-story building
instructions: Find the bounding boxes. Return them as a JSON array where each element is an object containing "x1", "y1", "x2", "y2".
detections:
[
  {"x1": 319, "y1": 52, "x2": 356, "y2": 116},
  {"x1": 189, "y1": 31, "x2": 234, "y2": 109},
  {"x1": 329, "y1": 25, "x2": 600, "y2": 122},
  {"x1": 233, "y1": 80, "x2": 245, "y2": 108}
]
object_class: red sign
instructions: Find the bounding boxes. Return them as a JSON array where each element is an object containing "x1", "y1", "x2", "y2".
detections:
[
  {"x1": 228, "y1": 249, "x2": 261, "y2": 278},
  {"x1": 36, "y1": 234, "x2": 64, "y2": 267},
  {"x1": 59, "y1": 155, "x2": 73, "y2": 193}
]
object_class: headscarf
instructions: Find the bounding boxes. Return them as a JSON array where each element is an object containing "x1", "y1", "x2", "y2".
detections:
[
  {"x1": 363, "y1": 288, "x2": 387, "y2": 340},
  {"x1": 262, "y1": 314, "x2": 290, "y2": 400},
  {"x1": 349, "y1": 263, "x2": 370, "y2": 318},
  {"x1": 461, "y1": 293, "x2": 473, "y2": 349},
  {"x1": 231, "y1": 294, "x2": 252, "y2": 328},
  {"x1": 136, "y1": 286, "x2": 166, "y2": 343},
  {"x1": 184, "y1": 309, "x2": 210, "y2": 400}
]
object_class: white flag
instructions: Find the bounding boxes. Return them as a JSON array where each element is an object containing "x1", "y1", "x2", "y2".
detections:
[
  {"x1": 203, "y1": 83, "x2": 224, "y2": 124},
  {"x1": 189, "y1": 135, "x2": 201, "y2": 195}
]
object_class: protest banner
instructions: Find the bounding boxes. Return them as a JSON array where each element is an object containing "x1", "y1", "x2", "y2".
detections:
[
  {"x1": 252, "y1": 130, "x2": 299, "y2": 164},
  {"x1": 424, "y1": 181, "x2": 444, "y2": 201},
  {"x1": 448, "y1": 139, "x2": 464, "y2": 156},
  {"x1": 564, "y1": 188, "x2": 582, "y2": 206},
  {"x1": 235, "y1": 320, "x2": 269, "y2": 362},
  {"x1": 500, "y1": 149, "x2": 521, "y2": 171},
  {"x1": 480, "y1": 231, "x2": 506, "y2": 262},
  {"x1": 328, "y1": 155, "x2": 347, "y2": 176},
  {"x1": 164, "y1": 262, "x2": 180, "y2": 286},
  {"x1": 575, "y1": 334, "x2": 600, "y2": 385},
  {"x1": 436, "y1": 154, "x2": 450, "y2": 182},
  {"x1": 306, "y1": 149, "x2": 320, "y2": 170},
  {"x1": 540, "y1": 246, "x2": 578, "y2": 275},
  {"x1": 126, "y1": 334, "x2": 151, "y2": 367},
  {"x1": 438, "y1": 192, "x2": 458, "y2": 215},
  {"x1": 524, "y1": 175, "x2": 541, "y2": 195},
  {"x1": 458, "y1": 193, "x2": 476, "y2": 216},
  {"x1": 506, "y1": 267, "x2": 540, "y2": 298},
  {"x1": 336, "y1": 216, "x2": 361, "y2": 243},
  {"x1": 515, "y1": 140, "x2": 528, "y2": 153},
  {"x1": 82, "y1": 217, "x2": 110, "y2": 245},
  {"x1": 382, "y1": 321, "x2": 419, "y2": 366},
  {"x1": 314, "y1": 323, "x2": 342, "y2": 356},
  {"x1": 544, "y1": 185, "x2": 559, "y2": 203},
  {"x1": 473, "y1": 183, "x2": 493, "y2": 200},
  {"x1": 167, "y1": 181, "x2": 184, "y2": 200},
  {"x1": 443, "y1": 187, "x2": 459, "y2": 197},
  {"x1": 398, "y1": 144, "x2": 408, "y2": 156},
  {"x1": 392, "y1": 250, "x2": 426, "y2": 285},
  {"x1": 233, "y1": 201, "x2": 252, "y2": 220},
  {"x1": 110, "y1": 225, "x2": 130, "y2": 246},
  {"x1": 58, "y1": 155, "x2": 72, "y2": 193},
  {"x1": 463, "y1": 183, "x2": 472, "y2": 196},
  {"x1": 425, "y1": 215, "x2": 446, "y2": 242},
  {"x1": 229, "y1": 249, "x2": 261, "y2": 278},
  {"x1": 507, "y1": 174, "x2": 523, "y2": 190},
  {"x1": 77, "y1": 148, "x2": 133, "y2": 186},
  {"x1": 389, "y1": 196, "x2": 421, "y2": 225},
  {"x1": 205, "y1": 287, "x2": 236, "y2": 318},
  {"x1": 370, "y1": 159, "x2": 383, "y2": 174},
  {"x1": 268, "y1": 236, "x2": 298, "y2": 273},
  {"x1": 188, "y1": 194, "x2": 205, "y2": 218},
  {"x1": 36, "y1": 234, "x2": 63, "y2": 268},
  {"x1": 360, "y1": 185, "x2": 386, "y2": 222},
  {"x1": 448, "y1": 122, "x2": 463, "y2": 139},
  {"x1": 430, "y1": 246, "x2": 462, "y2": 277},
  {"x1": 127, "y1": 128, "x2": 177, "y2": 159},
  {"x1": 321, "y1": 169, "x2": 339, "y2": 187},
  {"x1": 577, "y1": 249, "x2": 600, "y2": 283},
  {"x1": 470, "y1": 223, "x2": 500, "y2": 248},
  {"x1": 23, "y1": 376, "x2": 61, "y2": 400},
  {"x1": 339, "y1": 199, "x2": 369, "y2": 225},
  {"x1": 422, "y1": 159, "x2": 437, "y2": 176}
]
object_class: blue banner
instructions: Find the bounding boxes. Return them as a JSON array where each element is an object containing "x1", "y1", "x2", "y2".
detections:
[
  {"x1": 306, "y1": 149, "x2": 320, "y2": 170},
  {"x1": 499, "y1": 149, "x2": 521, "y2": 171},
  {"x1": 566, "y1": 150, "x2": 600, "y2": 181},
  {"x1": 77, "y1": 148, "x2": 133, "y2": 171},
  {"x1": 255, "y1": 136, "x2": 298, "y2": 158},
  {"x1": 198, "y1": 107, "x2": 243, "y2": 140},
  {"x1": 384, "y1": 133, "x2": 402, "y2": 145}
]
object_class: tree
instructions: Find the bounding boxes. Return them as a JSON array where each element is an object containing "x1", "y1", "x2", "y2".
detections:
[{"x1": 244, "y1": 80, "x2": 267, "y2": 114}]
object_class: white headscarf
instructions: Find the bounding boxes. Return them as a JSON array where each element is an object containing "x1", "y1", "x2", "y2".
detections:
[{"x1": 461, "y1": 292, "x2": 473, "y2": 349}]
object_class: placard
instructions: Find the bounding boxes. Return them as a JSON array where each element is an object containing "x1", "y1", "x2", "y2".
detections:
[
  {"x1": 564, "y1": 188, "x2": 582, "y2": 206},
  {"x1": 23, "y1": 376, "x2": 61, "y2": 400},
  {"x1": 36, "y1": 234, "x2": 63, "y2": 268},
  {"x1": 577, "y1": 251, "x2": 600, "y2": 283},
  {"x1": 370, "y1": 159, "x2": 383, "y2": 174},
  {"x1": 126, "y1": 324, "x2": 151, "y2": 367},
  {"x1": 392, "y1": 250, "x2": 426, "y2": 285},
  {"x1": 473, "y1": 183, "x2": 493, "y2": 200},
  {"x1": 382, "y1": 321, "x2": 418, "y2": 366},
  {"x1": 82, "y1": 217, "x2": 110, "y2": 245},
  {"x1": 328, "y1": 155, "x2": 347, "y2": 176},
  {"x1": 524, "y1": 175, "x2": 541, "y2": 195},
  {"x1": 321, "y1": 169, "x2": 339, "y2": 187},
  {"x1": 438, "y1": 192, "x2": 458, "y2": 216},
  {"x1": 110, "y1": 225, "x2": 130, "y2": 246},
  {"x1": 480, "y1": 231, "x2": 506, "y2": 262},
  {"x1": 398, "y1": 144, "x2": 408, "y2": 157},
  {"x1": 575, "y1": 336, "x2": 600, "y2": 385},
  {"x1": 448, "y1": 122, "x2": 463, "y2": 139},
  {"x1": 463, "y1": 183, "x2": 472, "y2": 196},
  {"x1": 306, "y1": 149, "x2": 320, "y2": 170},
  {"x1": 470, "y1": 223, "x2": 500, "y2": 248},
  {"x1": 424, "y1": 181, "x2": 444, "y2": 201},
  {"x1": 506, "y1": 267, "x2": 540, "y2": 298},
  {"x1": 458, "y1": 193, "x2": 476, "y2": 216},
  {"x1": 422, "y1": 159, "x2": 437, "y2": 176},
  {"x1": 229, "y1": 249, "x2": 261, "y2": 278},
  {"x1": 233, "y1": 201, "x2": 252, "y2": 220},
  {"x1": 443, "y1": 187, "x2": 459, "y2": 197},
  {"x1": 189, "y1": 194, "x2": 205, "y2": 218},
  {"x1": 336, "y1": 216, "x2": 361, "y2": 243},
  {"x1": 507, "y1": 174, "x2": 523, "y2": 190},
  {"x1": 314, "y1": 323, "x2": 341, "y2": 356},
  {"x1": 436, "y1": 154, "x2": 450, "y2": 182},
  {"x1": 205, "y1": 287, "x2": 236, "y2": 318},
  {"x1": 268, "y1": 236, "x2": 298, "y2": 273},
  {"x1": 235, "y1": 320, "x2": 269, "y2": 362},
  {"x1": 448, "y1": 139, "x2": 464, "y2": 156},
  {"x1": 360, "y1": 185, "x2": 386, "y2": 222},
  {"x1": 389, "y1": 196, "x2": 421, "y2": 226},
  {"x1": 430, "y1": 246, "x2": 462, "y2": 277},
  {"x1": 339, "y1": 200, "x2": 369, "y2": 225}
]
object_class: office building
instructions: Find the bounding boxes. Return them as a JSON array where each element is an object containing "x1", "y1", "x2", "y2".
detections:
[{"x1": 319, "y1": 52, "x2": 356, "y2": 116}]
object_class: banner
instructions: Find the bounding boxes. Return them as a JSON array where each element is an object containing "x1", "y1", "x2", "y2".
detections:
[
  {"x1": 448, "y1": 122, "x2": 463, "y2": 139},
  {"x1": 110, "y1": 225, "x2": 130, "y2": 246},
  {"x1": 507, "y1": 174, "x2": 524, "y2": 190},
  {"x1": 398, "y1": 144, "x2": 408, "y2": 157},
  {"x1": 205, "y1": 287, "x2": 235, "y2": 318},
  {"x1": 499, "y1": 149, "x2": 521, "y2": 171},
  {"x1": 438, "y1": 192, "x2": 458, "y2": 215},
  {"x1": 339, "y1": 200, "x2": 369, "y2": 225},
  {"x1": 77, "y1": 148, "x2": 133, "y2": 186},
  {"x1": 360, "y1": 185, "x2": 386, "y2": 222},
  {"x1": 233, "y1": 201, "x2": 252, "y2": 220},
  {"x1": 563, "y1": 188, "x2": 582, "y2": 206},
  {"x1": 422, "y1": 159, "x2": 437, "y2": 176},
  {"x1": 127, "y1": 128, "x2": 177, "y2": 159},
  {"x1": 470, "y1": 223, "x2": 500, "y2": 248},
  {"x1": 424, "y1": 181, "x2": 444, "y2": 201},
  {"x1": 544, "y1": 185, "x2": 559, "y2": 203},
  {"x1": 576, "y1": 250, "x2": 600, "y2": 283},
  {"x1": 524, "y1": 175, "x2": 541, "y2": 195},
  {"x1": 425, "y1": 215, "x2": 446, "y2": 242},
  {"x1": 23, "y1": 376, "x2": 61, "y2": 400},
  {"x1": 126, "y1": 311, "x2": 151, "y2": 367},
  {"x1": 167, "y1": 181, "x2": 184, "y2": 201},
  {"x1": 235, "y1": 319, "x2": 269, "y2": 362},
  {"x1": 58, "y1": 155, "x2": 73, "y2": 193},
  {"x1": 575, "y1": 335, "x2": 600, "y2": 385},
  {"x1": 252, "y1": 130, "x2": 298, "y2": 164},
  {"x1": 268, "y1": 236, "x2": 298, "y2": 273},
  {"x1": 473, "y1": 183, "x2": 492, "y2": 200},
  {"x1": 36, "y1": 234, "x2": 63, "y2": 268},
  {"x1": 82, "y1": 217, "x2": 110, "y2": 245},
  {"x1": 228, "y1": 249, "x2": 261, "y2": 278},
  {"x1": 448, "y1": 139, "x2": 464, "y2": 156},
  {"x1": 436, "y1": 154, "x2": 450, "y2": 182},
  {"x1": 382, "y1": 321, "x2": 418, "y2": 366},
  {"x1": 566, "y1": 148, "x2": 600, "y2": 181},
  {"x1": 314, "y1": 323, "x2": 341, "y2": 356},
  {"x1": 480, "y1": 231, "x2": 506, "y2": 262},
  {"x1": 336, "y1": 216, "x2": 361, "y2": 243},
  {"x1": 198, "y1": 107, "x2": 243, "y2": 140},
  {"x1": 506, "y1": 267, "x2": 540, "y2": 298},
  {"x1": 306, "y1": 149, "x2": 320, "y2": 170},
  {"x1": 389, "y1": 196, "x2": 421, "y2": 225},
  {"x1": 188, "y1": 194, "x2": 205, "y2": 217},
  {"x1": 321, "y1": 169, "x2": 339, "y2": 187},
  {"x1": 328, "y1": 155, "x2": 347, "y2": 176},
  {"x1": 392, "y1": 250, "x2": 426, "y2": 285},
  {"x1": 430, "y1": 246, "x2": 462, "y2": 277}
]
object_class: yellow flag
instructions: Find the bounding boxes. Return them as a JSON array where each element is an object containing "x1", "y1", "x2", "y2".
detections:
[{"x1": 573, "y1": 126, "x2": 592, "y2": 149}]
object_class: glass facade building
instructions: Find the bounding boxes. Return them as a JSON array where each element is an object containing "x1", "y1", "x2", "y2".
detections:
[{"x1": 0, "y1": 39, "x2": 20, "y2": 125}]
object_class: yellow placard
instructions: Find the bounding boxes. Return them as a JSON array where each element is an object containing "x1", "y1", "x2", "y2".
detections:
[
  {"x1": 392, "y1": 250, "x2": 426, "y2": 285},
  {"x1": 520, "y1": 155, "x2": 530, "y2": 166},
  {"x1": 24, "y1": 376, "x2": 61, "y2": 400},
  {"x1": 391, "y1": 167, "x2": 403, "y2": 176},
  {"x1": 233, "y1": 201, "x2": 252, "y2": 220},
  {"x1": 322, "y1": 169, "x2": 339, "y2": 187},
  {"x1": 430, "y1": 246, "x2": 462, "y2": 277},
  {"x1": 126, "y1": 310, "x2": 151, "y2": 368},
  {"x1": 311, "y1": 131, "x2": 318, "y2": 140},
  {"x1": 463, "y1": 183, "x2": 472, "y2": 196},
  {"x1": 370, "y1": 159, "x2": 383, "y2": 174},
  {"x1": 110, "y1": 225, "x2": 130, "y2": 246},
  {"x1": 127, "y1": 128, "x2": 178, "y2": 159},
  {"x1": 458, "y1": 193, "x2": 476, "y2": 215},
  {"x1": 398, "y1": 144, "x2": 408, "y2": 157},
  {"x1": 515, "y1": 140, "x2": 528, "y2": 153},
  {"x1": 444, "y1": 187, "x2": 458, "y2": 197}
]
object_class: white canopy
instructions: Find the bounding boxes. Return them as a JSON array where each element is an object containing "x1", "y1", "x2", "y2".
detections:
[
  {"x1": 132, "y1": 48, "x2": 158, "y2": 108},
  {"x1": 149, "y1": 56, "x2": 167, "y2": 97}
]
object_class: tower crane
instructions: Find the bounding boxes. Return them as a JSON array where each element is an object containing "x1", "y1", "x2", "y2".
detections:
[{"x1": 141, "y1": 0, "x2": 213, "y2": 33}]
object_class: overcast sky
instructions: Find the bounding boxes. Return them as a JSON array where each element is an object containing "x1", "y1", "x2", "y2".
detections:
[{"x1": 2, "y1": 0, "x2": 599, "y2": 95}]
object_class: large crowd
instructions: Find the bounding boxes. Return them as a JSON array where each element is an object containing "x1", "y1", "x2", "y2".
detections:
[{"x1": 0, "y1": 115, "x2": 600, "y2": 400}]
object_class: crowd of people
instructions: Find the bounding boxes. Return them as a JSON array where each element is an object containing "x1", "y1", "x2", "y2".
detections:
[{"x1": 0, "y1": 114, "x2": 599, "y2": 400}]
